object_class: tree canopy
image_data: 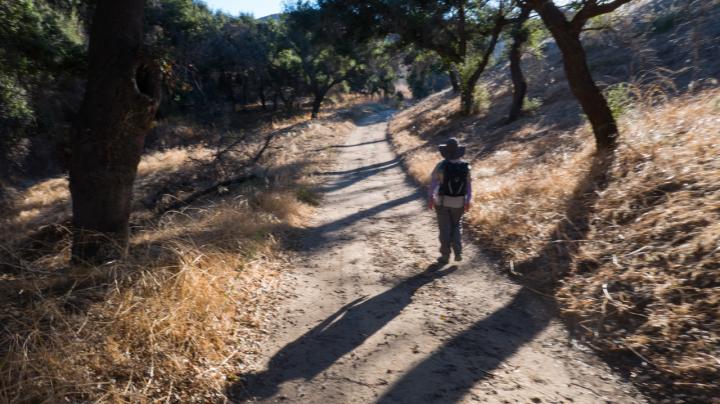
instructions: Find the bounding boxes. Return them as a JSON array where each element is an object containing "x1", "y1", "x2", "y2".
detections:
[{"x1": 0, "y1": 0, "x2": 644, "y2": 260}]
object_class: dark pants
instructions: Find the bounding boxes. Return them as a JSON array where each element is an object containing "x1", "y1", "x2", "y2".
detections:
[{"x1": 435, "y1": 205, "x2": 464, "y2": 258}]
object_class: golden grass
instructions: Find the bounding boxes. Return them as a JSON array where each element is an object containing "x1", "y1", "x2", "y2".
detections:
[
  {"x1": 557, "y1": 89, "x2": 720, "y2": 395},
  {"x1": 136, "y1": 147, "x2": 214, "y2": 177},
  {"x1": 389, "y1": 87, "x2": 719, "y2": 400},
  {"x1": 466, "y1": 142, "x2": 594, "y2": 263},
  {"x1": 0, "y1": 201, "x2": 284, "y2": 403},
  {"x1": 0, "y1": 109, "x2": 357, "y2": 402}
]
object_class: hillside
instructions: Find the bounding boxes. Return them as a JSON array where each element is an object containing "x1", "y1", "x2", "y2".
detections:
[
  {"x1": 388, "y1": 0, "x2": 719, "y2": 401},
  {"x1": 1, "y1": 0, "x2": 718, "y2": 402}
]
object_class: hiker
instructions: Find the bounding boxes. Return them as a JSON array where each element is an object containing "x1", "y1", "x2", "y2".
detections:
[{"x1": 428, "y1": 138, "x2": 472, "y2": 264}]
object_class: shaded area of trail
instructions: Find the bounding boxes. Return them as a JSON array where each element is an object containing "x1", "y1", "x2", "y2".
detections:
[
  {"x1": 241, "y1": 265, "x2": 457, "y2": 399},
  {"x1": 377, "y1": 287, "x2": 551, "y2": 403},
  {"x1": 228, "y1": 109, "x2": 644, "y2": 403}
]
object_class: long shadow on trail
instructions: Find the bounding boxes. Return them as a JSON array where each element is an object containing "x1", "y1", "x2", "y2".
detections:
[
  {"x1": 280, "y1": 188, "x2": 423, "y2": 253},
  {"x1": 312, "y1": 138, "x2": 387, "y2": 151},
  {"x1": 319, "y1": 158, "x2": 399, "y2": 176},
  {"x1": 229, "y1": 264, "x2": 458, "y2": 401},
  {"x1": 317, "y1": 158, "x2": 401, "y2": 194},
  {"x1": 377, "y1": 287, "x2": 555, "y2": 403}
]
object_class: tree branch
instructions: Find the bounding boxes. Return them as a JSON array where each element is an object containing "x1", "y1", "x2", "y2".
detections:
[
  {"x1": 152, "y1": 125, "x2": 292, "y2": 215},
  {"x1": 571, "y1": 0, "x2": 633, "y2": 31},
  {"x1": 155, "y1": 174, "x2": 258, "y2": 216}
]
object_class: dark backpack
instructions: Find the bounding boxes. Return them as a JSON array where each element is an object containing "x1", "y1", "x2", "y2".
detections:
[{"x1": 440, "y1": 161, "x2": 469, "y2": 197}]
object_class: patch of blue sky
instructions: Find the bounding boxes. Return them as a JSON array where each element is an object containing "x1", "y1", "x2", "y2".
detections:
[{"x1": 202, "y1": 0, "x2": 285, "y2": 18}]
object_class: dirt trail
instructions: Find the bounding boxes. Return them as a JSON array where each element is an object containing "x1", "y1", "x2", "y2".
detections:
[{"x1": 230, "y1": 110, "x2": 645, "y2": 403}]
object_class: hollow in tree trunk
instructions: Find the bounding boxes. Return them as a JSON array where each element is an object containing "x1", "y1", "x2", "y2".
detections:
[{"x1": 69, "y1": 0, "x2": 161, "y2": 265}]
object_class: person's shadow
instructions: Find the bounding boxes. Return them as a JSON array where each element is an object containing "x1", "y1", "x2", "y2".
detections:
[{"x1": 228, "y1": 264, "x2": 458, "y2": 401}]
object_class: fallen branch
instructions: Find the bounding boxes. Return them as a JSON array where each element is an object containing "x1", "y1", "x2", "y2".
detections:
[
  {"x1": 213, "y1": 122, "x2": 306, "y2": 165},
  {"x1": 148, "y1": 119, "x2": 312, "y2": 215},
  {"x1": 155, "y1": 174, "x2": 258, "y2": 216}
]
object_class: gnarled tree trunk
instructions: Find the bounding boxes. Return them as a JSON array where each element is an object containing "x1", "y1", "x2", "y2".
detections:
[
  {"x1": 69, "y1": 0, "x2": 160, "y2": 264},
  {"x1": 529, "y1": 0, "x2": 620, "y2": 150}
]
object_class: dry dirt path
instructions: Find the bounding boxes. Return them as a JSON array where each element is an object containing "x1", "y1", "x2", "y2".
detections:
[{"x1": 229, "y1": 110, "x2": 645, "y2": 404}]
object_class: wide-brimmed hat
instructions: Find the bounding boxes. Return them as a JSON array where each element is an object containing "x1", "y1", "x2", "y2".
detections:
[{"x1": 438, "y1": 138, "x2": 465, "y2": 159}]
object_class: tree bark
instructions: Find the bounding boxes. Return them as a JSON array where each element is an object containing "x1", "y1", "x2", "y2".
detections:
[
  {"x1": 311, "y1": 90, "x2": 326, "y2": 119},
  {"x1": 69, "y1": 0, "x2": 160, "y2": 264},
  {"x1": 459, "y1": 17, "x2": 504, "y2": 116},
  {"x1": 529, "y1": 0, "x2": 619, "y2": 150},
  {"x1": 507, "y1": 5, "x2": 531, "y2": 123},
  {"x1": 448, "y1": 68, "x2": 460, "y2": 93},
  {"x1": 460, "y1": 85, "x2": 475, "y2": 116},
  {"x1": 259, "y1": 79, "x2": 267, "y2": 110},
  {"x1": 275, "y1": 84, "x2": 293, "y2": 113}
]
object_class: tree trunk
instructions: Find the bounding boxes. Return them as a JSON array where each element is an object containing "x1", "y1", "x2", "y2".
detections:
[
  {"x1": 223, "y1": 72, "x2": 236, "y2": 104},
  {"x1": 241, "y1": 76, "x2": 249, "y2": 106},
  {"x1": 448, "y1": 69, "x2": 460, "y2": 93},
  {"x1": 276, "y1": 86, "x2": 292, "y2": 112},
  {"x1": 259, "y1": 80, "x2": 267, "y2": 110},
  {"x1": 531, "y1": 1, "x2": 618, "y2": 150},
  {"x1": 283, "y1": 94, "x2": 295, "y2": 113},
  {"x1": 507, "y1": 6, "x2": 531, "y2": 123},
  {"x1": 311, "y1": 90, "x2": 325, "y2": 119},
  {"x1": 69, "y1": 0, "x2": 160, "y2": 264},
  {"x1": 460, "y1": 86, "x2": 475, "y2": 116},
  {"x1": 458, "y1": 18, "x2": 504, "y2": 116}
]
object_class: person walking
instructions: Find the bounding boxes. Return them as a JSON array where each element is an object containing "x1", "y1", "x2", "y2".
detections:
[{"x1": 428, "y1": 138, "x2": 472, "y2": 264}]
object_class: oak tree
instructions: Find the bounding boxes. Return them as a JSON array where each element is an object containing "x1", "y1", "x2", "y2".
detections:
[
  {"x1": 524, "y1": 0, "x2": 634, "y2": 150},
  {"x1": 69, "y1": 0, "x2": 161, "y2": 263}
]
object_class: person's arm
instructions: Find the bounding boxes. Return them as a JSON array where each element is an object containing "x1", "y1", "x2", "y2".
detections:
[
  {"x1": 428, "y1": 163, "x2": 440, "y2": 209},
  {"x1": 464, "y1": 170, "x2": 473, "y2": 212}
]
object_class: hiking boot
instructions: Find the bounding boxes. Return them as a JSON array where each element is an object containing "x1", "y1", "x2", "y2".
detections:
[
  {"x1": 437, "y1": 255, "x2": 450, "y2": 265},
  {"x1": 454, "y1": 253, "x2": 462, "y2": 262}
]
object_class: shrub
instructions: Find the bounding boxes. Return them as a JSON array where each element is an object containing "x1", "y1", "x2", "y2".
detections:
[
  {"x1": 473, "y1": 84, "x2": 491, "y2": 113},
  {"x1": 523, "y1": 97, "x2": 542, "y2": 112},
  {"x1": 652, "y1": 11, "x2": 678, "y2": 34},
  {"x1": 604, "y1": 82, "x2": 634, "y2": 119}
]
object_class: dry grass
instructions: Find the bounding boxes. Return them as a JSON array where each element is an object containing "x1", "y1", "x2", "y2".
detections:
[
  {"x1": 389, "y1": 87, "x2": 719, "y2": 400},
  {"x1": 558, "y1": 89, "x2": 720, "y2": 397},
  {"x1": 465, "y1": 141, "x2": 594, "y2": 264},
  {"x1": 0, "y1": 199, "x2": 285, "y2": 403},
  {"x1": 0, "y1": 109, "x2": 356, "y2": 402}
]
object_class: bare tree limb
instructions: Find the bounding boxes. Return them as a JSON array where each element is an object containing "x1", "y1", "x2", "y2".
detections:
[
  {"x1": 148, "y1": 124, "x2": 301, "y2": 214},
  {"x1": 571, "y1": 0, "x2": 634, "y2": 31},
  {"x1": 155, "y1": 174, "x2": 258, "y2": 216}
]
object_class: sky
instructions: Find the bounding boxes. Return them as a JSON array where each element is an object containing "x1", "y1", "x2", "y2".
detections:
[
  {"x1": 203, "y1": 0, "x2": 285, "y2": 18},
  {"x1": 202, "y1": 0, "x2": 577, "y2": 19},
  {"x1": 202, "y1": 0, "x2": 577, "y2": 18}
]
